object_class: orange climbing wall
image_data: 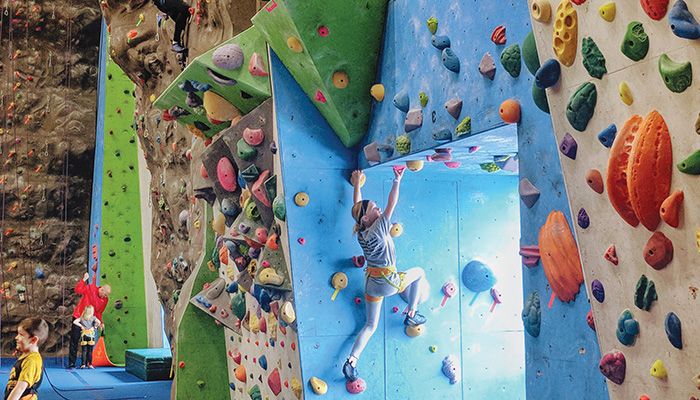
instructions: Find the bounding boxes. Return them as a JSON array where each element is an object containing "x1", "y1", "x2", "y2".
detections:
[{"x1": 529, "y1": 1, "x2": 700, "y2": 398}]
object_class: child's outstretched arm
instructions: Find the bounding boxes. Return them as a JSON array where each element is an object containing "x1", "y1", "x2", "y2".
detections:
[
  {"x1": 383, "y1": 167, "x2": 404, "y2": 220},
  {"x1": 73, "y1": 318, "x2": 83, "y2": 328},
  {"x1": 351, "y1": 170, "x2": 364, "y2": 204},
  {"x1": 7, "y1": 381, "x2": 29, "y2": 400}
]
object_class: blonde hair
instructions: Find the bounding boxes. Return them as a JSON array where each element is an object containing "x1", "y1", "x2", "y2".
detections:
[{"x1": 82, "y1": 305, "x2": 95, "y2": 319}]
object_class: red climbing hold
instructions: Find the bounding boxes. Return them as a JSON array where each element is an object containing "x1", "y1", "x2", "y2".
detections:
[
  {"x1": 491, "y1": 25, "x2": 506, "y2": 45},
  {"x1": 604, "y1": 245, "x2": 618, "y2": 265},
  {"x1": 268, "y1": 368, "x2": 282, "y2": 395},
  {"x1": 519, "y1": 245, "x2": 540, "y2": 268},
  {"x1": 586, "y1": 309, "x2": 595, "y2": 331},
  {"x1": 346, "y1": 377, "x2": 367, "y2": 394},
  {"x1": 248, "y1": 52, "x2": 269, "y2": 77},
  {"x1": 640, "y1": 0, "x2": 669, "y2": 20},
  {"x1": 572, "y1": 0, "x2": 586, "y2": 4},
  {"x1": 643, "y1": 231, "x2": 673, "y2": 270},
  {"x1": 178, "y1": 361, "x2": 185, "y2": 369}
]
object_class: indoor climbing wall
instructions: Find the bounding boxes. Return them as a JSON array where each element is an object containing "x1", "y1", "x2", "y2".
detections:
[
  {"x1": 0, "y1": 1, "x2": 101, "y2": 356},
  {"x1": 356, "y1": 1, "x2": 608, "y2": 398},
  {"x1": 528, "y1": 0, "x2": 700, "y2": 398}
]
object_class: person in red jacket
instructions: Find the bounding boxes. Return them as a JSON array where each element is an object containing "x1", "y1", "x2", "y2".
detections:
[{"x1": 68, "y1": 273, "x2": 111, "y2": 369}]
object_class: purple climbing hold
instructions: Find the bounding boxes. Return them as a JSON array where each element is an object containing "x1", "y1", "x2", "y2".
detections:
[
  {"x1": 519, "y1": 178, "x2": 540, "y2": 208},
  {"x1": 405, "y1": 109, "x2": 423, "y2": 132},
  {"x1": 591, "y1": 279, "x2": 605, "y2": 302},
  {"x1": 269, "y1": 141, "x2": 277, "y2": 154},
  {"x1": 186, "y1": 92, "x2": 203, "y2": 108},
  {"x1": 559, "y1": 133, "x2": 578, "y2": 160},
  {"x1": 479, "y1": 52, "x2": 496, "y2": 80},
  {"x1": 238, "y1": 223, "x2": 250, "y2": 234},
  {"x1": 599, "y1": 351, "x2": 626, "y2": 385},
  {"x1": 444, "y1": 98, "x2": 463, "y2": 120},
  {"x1": 212, "y1": 44, "x2": 245, "y2": 70},
  {"x1": 598, "y1": 124, "x2": 617, "y2": 148},
  {"x1": 578, "y1": 208, "x2": 590, "y2": 229}
]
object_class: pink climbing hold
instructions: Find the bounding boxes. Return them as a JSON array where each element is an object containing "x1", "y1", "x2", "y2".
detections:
[
  {"x1": 354, "y1": 297, "x2": 362, "y2": 305},
  {"x1": 352, "y1": 255, "x2": 366, "y2": 268},
  {"x1": 393, "y1": 165, "x2": 406, "y2": 174},
  {"x1": 318, "y1": 26, "x2": 329, "y2": 37},
  {"x1": 268, "y1": 368, "x2": 282, "y2": 396},
  {"x1": 255, "y1": 227, "x2": 268, "y2": 244},
  {"x1": 200, "y1": 163, "x2": 208, "y2": 179},
  {"x1": 248, "y1": 52, "x2": 269, "y2": 76},
  {"x1": 444, "y1": 161, "x2": 461, "y2": 168},
  {"x1": 216, "y1": 157, "x2": 237, "y2": 192},
  {"x1": 392, "y1": 306, "x2": 399, "y2": 313},
  {"x1": 315, "y1": 90, "x2": 327, "y2": 103},
  {"x1": 441, "y1": 282, "x2": 457, "y2": 307},
  {"x1": 572, "y1": 0, "x2": 586, "y2": 4},
  {"x1": 252, "y1": 170, "x2": 272, "y2": 207},
  {"x1": 297, "y1": 237, "x2": 306, "y2": 245},
  {"x1": 519, "y1": 245, "x2": 540, "y2": 267},
  {"x1": 243, "y1": 128, "x2": 265, "y2": 146},
  {"x1": 468, "y1": 146, "x2": 480, "y2": 153},
  {"x1": 346, "y1": 378, "x2": 366, "y2": 394}
]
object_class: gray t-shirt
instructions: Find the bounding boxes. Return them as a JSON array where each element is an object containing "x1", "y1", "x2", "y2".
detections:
[
  {"x1": 76, "y1": 316, "x2": 99, "y2": 331},
  {"x1": 358, "y1": 215, "x2": 396, "y2": 267}
]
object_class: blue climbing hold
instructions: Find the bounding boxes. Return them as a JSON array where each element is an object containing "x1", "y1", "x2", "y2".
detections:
[
  {"x1": 442, "y1": 48, "x2": 460, "y2": 73},
  {"x1": 252, "y1": 285, "x2": 273, "y2": 313},
  {"x1": 669, "y1": 0, "x2": 700, "y2": 39},
  {"x1": 35, "y1": 267, "x2": 45, "y2": 279},
  {"x1": 535, "y1": 59, "x2": 561, "y2": 89},
  {"x1": 193, "y1": 121, "x2": 210, "y2": 131},
  {"x1": 598, "y1": 124, "x2": 617, "y2": 148},
  {"x1": 433, "y1": 128, "x2": 452, "y2": 141},
  {"x1": 664, "y1": 312, "x2": 682, "y2": 349},
  {"x1": 616, "y1": 309, "x2": 640, "y2": 346},
  {"x1": 226, "y1": 281, "x2": 239, "y2": 293},
  {"x1": 229, "y1": 382, "x2": 235, "y2": 390},
  {"x1": 461, "y1": 260, "x2": 496, "y2": 293},
  {"x1": 431, "y1": 35, "x2": 451, "y2": 50},
  {"x1": 259, "y1": 355, "x2": 268, "y2": 370},
  {"x1": 591, "y1": 279, "x2": 605, "y2": 302},
  {"x1": 393, "y1": 89, "x2": 410, "y2": 112},
  {"x1": 179, "y1": 80, "x2": 211, "y2": 93}
]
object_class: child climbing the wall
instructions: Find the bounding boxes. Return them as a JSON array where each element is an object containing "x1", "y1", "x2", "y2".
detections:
[
  {"x1": 342, "y1": 169, "x2": 428, "y2": 383},
  {"x1": 73, "y1": 305, "x2": 102, "y2": 369},
  {"x1": 4, "y1": 318, "x2": 48, "y2": 400},
  {"x1": 152, "y1": 0, "x2": 191, "y2": 53}
]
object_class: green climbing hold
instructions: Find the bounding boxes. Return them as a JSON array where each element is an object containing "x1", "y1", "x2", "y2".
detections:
[
  {"x1": 248, "y1": 384, "x2": 262, "y2": 400},
  {"x1": 582, "y1": 37, "x2": 607, "y2": 79},
  {"x1": 566, "y1": 82, "x2": 597, "y2": 132},
  {"x1": 522, "y1": 31, "x2": 541, "y2": 76},
  {"x1": 658, "y1": 53, "x2": 692, "y2": 93},
  {"x1": 500, "y1": 44, "x2": 522, "y2": 78},
  {"x1": 211, "y1": 246, "x2": 221, "y2": 268},
  {"x1": 231, "y1": 292, "x2": 246, "y2": 320},
  {"x1": 427, "y1": 17, "x2": 438, "y2": 34},
  {"x1": 677, "y1": 149, "x2": 700, "y2": 174},
  {"x1": 634, "y1": 274, "x2": 657, "y2": 311},
  {"x1": 480, "y1": 162, "x2": 500, "y2": 173},
  {"x1": 197, "y1": 380, "x2": 205, "y2": 388},
  {"x1": 419, "y1": 92, "x2": 429, "y2": 107},
  {"x1": 272, "y1": 196, "x2": 286, "y2": 221},
  {"x1": 621, "y1": 21, "x2": 649, "y2": 62},
  {"x1": 532, "y1": 84, "x2": 550, "y2": 114},
  {"x1": 245, "y1": 201, "x2": 260, "y2": 220},
  {"x1": 455, "y1": 116, "x2": 472, "y2": 136},
  {"x1": 237, "y1": 139, "x2": 257, "y2": 161},
  {"x1": 396, "y1": 135, "x2": 411, "y2": 155}
]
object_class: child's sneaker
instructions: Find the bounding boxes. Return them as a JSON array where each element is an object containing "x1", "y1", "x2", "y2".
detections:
[
  {"x1": 172, "y1": 42, "x2": 187, "y2": 53},
  {"x1": 88, "y1": 365, "x2": 95, "y2": 369},
  {"x1": 342, "y1": 359, "x2": 358, "y2": 382},
  {"x1": 404, "y1": 312, "x2": 427, "y2": 327},
  {"x1": 79, "y1": 365, "x2": 86, "y2": 369}
]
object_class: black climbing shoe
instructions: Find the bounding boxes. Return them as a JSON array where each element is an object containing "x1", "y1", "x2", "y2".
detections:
[
  {"x1": 172, "y1": 42, "x2": 187, "y2": 53},
  {"x1": 404, "y1": 312, "x2": 427, "y2": 327},
  {"x1": 342, "y1": 359, "x2": 359, "y2": 382}
]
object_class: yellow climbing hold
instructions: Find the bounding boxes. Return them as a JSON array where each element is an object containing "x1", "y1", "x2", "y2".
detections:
[
  {"x1": 290, "y1": 377, "x2": 302, "y2": 399},
  {"x1": 286, "y1": 36, "x2": 303, "y2": 53},
  {"x1": 294, "y1": 192, "x2": 309, "y2": 207},
  {"x1": 309, "y1": 377, "x2": 328, "y2": 395},
  {"x1": 530, "y1": 0, "x2": 551, "y2": 23},
  {"x1": 696, "y1": 229, "x2": 700, "y2": 253},
  {"x1": 149, "y1": 94, "x2": 156, "y2": 102},
  {"x1": 370, "y1": 84, "x2": 385, "y2": 101},
  {"x1": 212, "y1": 211, "x2": 226, "y2": 235},
  {"x1": 406, "y1": 160, "x2": 424, "y2": 172},
  {"x1": 259, "y1": 269, "x2": 284, "y2": 286},
  {"x1": 203, "y1": 91, "x2": 240, "y2": 123},
  {"x1": 332, "y1": 71, "x2": 349, "y2": 89},
  {"x1": 281, "y1": 301, "x2": 296, "y2": 324},
  {"x1": 250, "y1": 311, "x2": 260, "y2": 334},
  {"x1": 619, "y1": 81, "x2": 633, "y2": 105},
  {"x1": 390, "y1": 223, "x2": 403, "y2": 237},
  {"x1": 405, "y1": 324, "x2": 425, "y2": 337},
  {"x1": 599, "y1": 2, "x2": 616, "y2": 22},
  {"x1": 552, "y1": 0, "x2": 578, "y2": 67},
  {"x1": 330, "y1": 272, "x2": 348, "y2": 301},
  {"x1": 650, "y1": 359, "x2": 668, "y2": 379}
]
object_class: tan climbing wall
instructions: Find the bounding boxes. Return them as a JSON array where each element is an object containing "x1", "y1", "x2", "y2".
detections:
[{"x1": 529, "y1": 1, "x2": 700, "y2": 398}]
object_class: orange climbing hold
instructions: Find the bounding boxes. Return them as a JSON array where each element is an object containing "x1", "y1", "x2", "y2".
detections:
[
  {"x1": 538, "y1": 210, "x2": 584, "y2": 302},
  {"x1": 606, "y1": 115, "x2": 642, "y2": 227},
  {"x1": 91, "y1": 337, "x2": 117, "y2": 367},
  {"x1": 235, "y1": 365, "x2": 246, "y2": 382},
  {"x1": 499, "y1": 99, "x2": 520, "y2": 124},
  {"x1": 660, "y1": 190, "x2": 683, "y2": 228},
  {"x1": 219, "y1": 245, "x2": 229, "y2": 265},
  {"x1": 627, "y1": 111, "x2": 673, "y2": 231}
]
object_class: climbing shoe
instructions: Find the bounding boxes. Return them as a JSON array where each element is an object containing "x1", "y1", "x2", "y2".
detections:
[
  {"x1": 342, "y1": 359, "x2": 359, "y2": 382},
  {"x1": 404, "y1": 312, "x2": 427, "y2": 327},
  {"x1": 172, "y1": 42, "x2": 187, "y2": 53}
]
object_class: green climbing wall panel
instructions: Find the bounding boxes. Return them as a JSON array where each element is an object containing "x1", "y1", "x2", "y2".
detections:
[
  {"x1": 154, "y1": 26, "x2": 271, "y2": 138},
  {"x1": 100, "y1": 55, "x2": 149, "y2": 364},
  {"x1": 175, "y1": 205, "x2": 229, "y2": 399},
  {"x1": 252, "y1": 0, "x2": 389, "y2": 147}
]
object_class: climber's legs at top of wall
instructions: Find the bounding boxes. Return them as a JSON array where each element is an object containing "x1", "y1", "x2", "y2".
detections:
[{"x1": 152, "y1": 0, "x2": 190, "y2": 53}]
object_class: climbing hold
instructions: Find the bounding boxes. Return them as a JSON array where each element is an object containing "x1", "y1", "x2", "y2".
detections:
[
  {"x1": 433, "y1": 128, "x2": 452, "y2": 141},
  {"x1": 236, "y1": 139, "x2": 258, "y2": 162},
  {"x1": 621, "y1": 22, "x2": 649, "y2": 61},
  {"x1": 370, "y1": 84, "x2": 385, "y2": 101},
  {"x1": 582, "y1": 38, "x2": 607, "y2": 79},
  {"x1": 444, "y1": 161, "x2": 461, "y2": 169},
  {"x1": 659, "y1": 53, "x2": 692, "y2": 93},
  {"x1": 599, "y1": 351, "x2": 626, "y2": 385},
  {"x1": 441, "y1": 355, "x2": 461, "y2": 384},
  {"x1": 578, "y1": 208, "x2": 590, "y2": 229},
  {"x1": 426, "y1": 17, "x2": 438, "y2": 34},
  {"x1": 530, "y1": 0, "x2": 552, "y2": 23},
  {"x1": 665, "y1": 312, "x2": 682, "y2": 349},
  {"x1": 281, "y1": 301, "x2": 296, "y2": 324},
  {"x1": 491, "y1": 25, "x2": 506, "y2": 45},
  {"x1": 650, "y1": 359, "x2": 667, "y2": 379},
  {"x1": 332, "y1": 71, "x2": 349, "y2": 90},
  {"x1": 519, "y1": 178, "x2": 540, "y2": 208},
  {"x1": 669, "y1": 0, "x2": 700, "y2": 39},
  {"x1": 34, "y1": 267, "x2": 44, "y2": 279},
  {"x1": 243, "y1": 128, "x2": 264, "y2": 147},
  {"x1": 522, "y1": 291, "x2": 541, "y2": 337},
  {"x1": 444, "y1": 99, "x2": 462, "y2": 120},
  {"x1": 390, "y1": 223, "x2": 403, "y2": 237},
  {"x1": 431, "y1": 35, "x2": 451, "y2": 50},
  {"x1": 429, "y1": 345, "x2": 437, "y2": 353},
  {"x1": 330, "y1": 272, "x2": 348, "y2": 301},
  {"x1": 605, "y1": 245, "x2": 619, "y2": 265},
  {"x1": 532, "y1": 85, "x2": 550, "y2": 114},
  {"x1": 231, "y1": 293, "x2": 246, "y2": 320},
  {"x1": 212, "y1": 43, "x2": 244, "y2": 70},
  {"x1": 235, "y1": 365, "x2": 247, "y2": 382},
  {"x1": 591, "y1": 279, "x2": 605, "y2": 302},
  {"x1": 618, "y1": 81, "x2": 633, "y2": 105},
  {"x1": 393, "y1": 89, "x2": 410, "y2": 112},
  {"x1": 455, "y1": 117, "x2": 472, "y2": 136},
  {"x1": 635, "y1": 274, "x2": 658, "y2": 311},
  {"x1": 441, "y1": 48, "x2": 460, "y2": 73},
  {"x1": 598, "y1": 124, "x2": 617, "y2": 148},
  {"x1": 599, "y1": 2, "x2": 616, "y2": 21},
  {"x1": 660, "y1": 190, "x2": 683, "y2": 228},
  {"x1": 559, "y1": 133, "x2": 578, "y2": 160},
  {"x1": 404, "y1": 109, "x2": 423, "y2": 132},
  {"x1": 197, "y1": 380, "x2": 205, "y2": 388},
  {"x1": 643, "y1": 231, "x2": 673, "y2": 270},
  {"x1": 499, "y1": 99, "x2": 521, "y2": 124},
  {"x1": 267, "y1": 368, "x2": 281, "y2": 395},
  {"x1": 259, "y1": 269, "x2": 284, "y2": 286},
  {"x1": 678, "y1": 150, "x2": 700, "y2": 174},
  {"x1": 406, "y1": 160, "x2": 424, "y2": 172},
  {"x1": 294, "y1": 192, "x2": 309, "y2": 207},
  {"x1": 539, "y1": 210, "x2": 584, "y2": 302},
  {"x1": 616, "y1": 309, "x2": 640, "y2": 346},
  {"x1": 552, "y1": 0, "x2": 578, "y2": 67},
  {"x1": 479, "y1": 52, "x2": 496, "y2": 80},
  {"x1": 297, "y1": 237, "x2": 305, "y2": 245},
  {"x1": 216, "y1": 158, "x2": 237, "y2": 192},
  {"x1": 607, "y1": 115, "x2": 642, "y2": 227},
  {"x1": 346, "y1": 378, "x2": 366, "y2": 394},
  {"x1": 519, "y1": 245, "x2": 540, "y2": 267},
  {"x1": 286, "y1": 36, "x2": 303, "y2": 53},
  {"x1": 585, "y1": 169, "x2": 604, "y2": 194},
  {"x1": 641, "y1": 0, "x2": 670, "y2": 20},
  {"x1": 462, "y1": 260, "x2": 496, "y2": 294},
  {"x1": 396, "y1": 135, "x2": 411, "y2": 155},
  {"x1": 419, "y1": 92, "x2": 429, "y2": 107},
  {"x1": 248, "y1": 52, "x2": 268, "y2": 76},
  {"x1": 522, "y1": 31, "x2": 541, "y2": 76},
  {"x1": 500, "y1": 44, "x2": 521, "y2": 78},
  {"x1": 405, "y1": 324, "x2": 425, "y2": 337},
  {"x1": 309, "y1": 377, "x2": 327, "y2": 395},
  {"x1": 628, "y1": 111, "x2": 672, "y2": 231},
  {"x1": 535, "y1": 59, "x2": 561, "y2": 89},
  {"x1": 566, "y1": 82, "x2": 597, "y2": 132},
  {"x1": 587, "y1": 309, "x2": 596, "y2": 331},
  {"x1": 203, "y1": 91, "x2": 240, "y2": 123}
]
